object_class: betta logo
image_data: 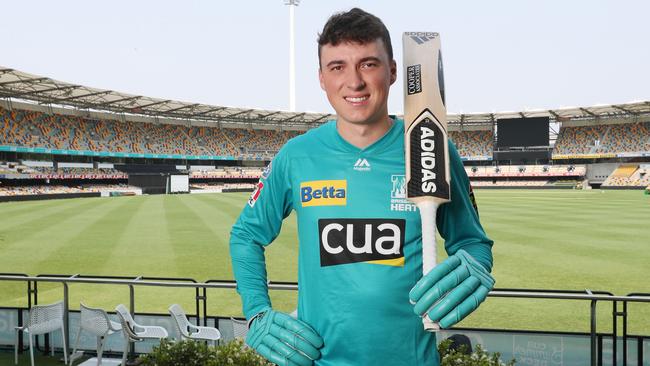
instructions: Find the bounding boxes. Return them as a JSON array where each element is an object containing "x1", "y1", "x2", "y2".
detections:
[
  {"x1": 300, "y1": 180, "x2": 347, "y2": 207},
  {"x1": 319, "y1": 218, "x2": 405, "y2": 267}
]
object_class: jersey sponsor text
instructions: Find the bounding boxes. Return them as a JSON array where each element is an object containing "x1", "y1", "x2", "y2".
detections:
[
  {"x1": 319, "y1": 218, "x2": 405, "y2": 267},
  {"x1": 300, "y1": 180, "x2": 347, "y2": 207}
]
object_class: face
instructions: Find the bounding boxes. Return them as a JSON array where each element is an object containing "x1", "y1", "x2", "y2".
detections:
[{"x1": 319, "y1": 38, "x2": 396, "y2": 126}]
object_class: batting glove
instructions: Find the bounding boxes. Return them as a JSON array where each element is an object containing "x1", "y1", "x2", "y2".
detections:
[
  {"x1": 246, "y1": 309, "x2": 324, "y2": 366},
  {"x1": 409, "y1": 249, "x2": 495, "y2": 329}
]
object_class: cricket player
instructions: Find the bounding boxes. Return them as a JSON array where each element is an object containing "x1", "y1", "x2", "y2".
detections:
[{"x1": 230, "y1": 8, "x2": 494, "y2": 366}]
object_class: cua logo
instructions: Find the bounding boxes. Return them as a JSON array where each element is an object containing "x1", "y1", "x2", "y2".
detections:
[{"x1": 319, "y1": 218, "x2": 405, "y2": 267}]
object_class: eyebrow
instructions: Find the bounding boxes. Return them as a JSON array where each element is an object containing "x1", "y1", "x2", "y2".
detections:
[{"x1": 325, "y1": 56, "x2": 383, "y2": 68}]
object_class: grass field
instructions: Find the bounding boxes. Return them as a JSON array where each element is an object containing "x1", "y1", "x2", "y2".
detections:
[{"x1": 0, "y1": 189, "x2": 648, "y2": 335}]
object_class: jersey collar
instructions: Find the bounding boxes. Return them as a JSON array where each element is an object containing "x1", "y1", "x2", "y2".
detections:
[{"x1": 327, "y1": 118, "x2": 403, "y2": 154}]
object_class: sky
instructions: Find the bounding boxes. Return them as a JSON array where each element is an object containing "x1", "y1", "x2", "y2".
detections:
[{"x1": 2, "y1": 0, "x2": 649, "y2": 116}]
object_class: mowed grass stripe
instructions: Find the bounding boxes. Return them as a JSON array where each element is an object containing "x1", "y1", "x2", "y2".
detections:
[
  {"x1": 32, "y1": 196, "x2": 137, "y2": 274},
  {"x1": 0, "y1": 197, "x2": 116, "y2": 274},
  {"x1": 197, "y1": 192, "x2": 300, "y2": 282},
  {"x1": 470, "y1": 189, "x2": 650, "y2": 331},
  {"x1": 103, "y1": 195, "x2": 178, "y2": 277},
  {"x1": 0, "y1": 199, "x2": 58, "y2": 219},
  {"x1": 0, "y1": 189, "x2": 648, "y2": 332},
  {"x1": 163, "y1": 195, "x2": 231, "y2": 279},
  {"x1": 0, "y1": 197, "x2": 106, "y2": 251},
  {"x1": 177, "y1": 193, "x2": 250, "y2": 279}
]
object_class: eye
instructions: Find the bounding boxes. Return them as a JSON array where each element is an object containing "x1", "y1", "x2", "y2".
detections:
[
  {"x1": 330, "y1": 65, "x2": 343, "y2": 72},
  {"x1": 361, "y1": 62, "x2": 377, "y2": 69}
]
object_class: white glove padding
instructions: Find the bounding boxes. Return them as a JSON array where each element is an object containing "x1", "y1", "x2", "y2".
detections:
[
  {"x1": 246, "y1": 309, "x2": 324, "y2": 366},
  {"x1": 409, "y1": 249, "x2": 495, "y2": 328}
]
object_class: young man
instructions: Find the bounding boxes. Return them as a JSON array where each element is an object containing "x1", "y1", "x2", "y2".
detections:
[{"x1": 230, "y1": 8, "x2": 494, "y2": 366}]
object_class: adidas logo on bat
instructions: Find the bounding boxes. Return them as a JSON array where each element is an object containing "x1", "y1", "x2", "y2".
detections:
[{"x1": 407, "y1": 109, "x2": 450, "y2": 199}]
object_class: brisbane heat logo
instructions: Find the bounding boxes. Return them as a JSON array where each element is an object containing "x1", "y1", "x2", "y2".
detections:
[
  {"x1": 319, "y1": 218, "x2": 405, "y2": 267},
  {"x1": 390, "y1": 175, "x2": 417, "y2": 212}
]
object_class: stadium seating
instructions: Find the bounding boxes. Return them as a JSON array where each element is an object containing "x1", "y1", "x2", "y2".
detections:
[
  {"x1": 0, "y1": 184, "x2": 140, "y2": 196},
  {"x1": 448, "y1": 130, "x2": 493, "y2": 160},
  {"x1": 602, "y1": 164, "x2": 650, "y2": 187},
  {"x1": 465, "y1": 164, "x2": 586, "y2": 178},
  {"x1": 189, "y1": 182, "x2": 256, "y2": 193},
  {"x1": 554, "y1": 122, "x2": 650, "y2": 156},
  {"x1": 464, "y1": 164, "x2": 587, "y2": 188},
  {"x1": 2, "y1": 106, "x2": 501, "y2": 161},
  {"x1": 1, "y1": 106, "x2": 301, "y2": 160},
  {"x1": 471, "y1": 180, "x2": 549, "y2": 187}
]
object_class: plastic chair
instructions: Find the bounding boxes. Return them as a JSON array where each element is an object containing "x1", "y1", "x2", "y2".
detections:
[
  {"x1": 230, "y1": 317, "x2": 248, "y2": 340},
  {"x1": 115, "y1": 304, "x2": 167, "y2": 366},
  {"x1": 168, "y1": 304, "x2": 221, "y2": 345},
  {"x1": 70, "y1": 303, "x2": 122, "y2": 365},
  {"x1": 14, "y1": 300, "x2": 68, "y2": 366}
]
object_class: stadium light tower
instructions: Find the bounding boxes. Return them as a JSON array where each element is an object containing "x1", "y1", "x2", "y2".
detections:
[{"x1": 285, "y1": 0, "x2": 299, "y2": 112}]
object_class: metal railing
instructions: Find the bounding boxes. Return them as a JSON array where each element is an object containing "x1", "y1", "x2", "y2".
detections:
[{"x1": 1, "y1": 274, "x2": 649, "y2": 365}]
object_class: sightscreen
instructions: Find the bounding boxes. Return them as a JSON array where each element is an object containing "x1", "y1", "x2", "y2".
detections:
[
  {"x1": 169, "y1": 174, "x2": 189, "y2": 193},
  {"x1": 496, "y1": 117, "x2": 549, "y2": 148}
]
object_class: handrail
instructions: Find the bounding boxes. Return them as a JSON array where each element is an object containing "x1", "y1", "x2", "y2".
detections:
[
  {"x1": 1, "y1": 274, "x2": 648, "y2": 366},
  {"x1": 6, "y1": 275, "x2": 650, "y2": 302}
]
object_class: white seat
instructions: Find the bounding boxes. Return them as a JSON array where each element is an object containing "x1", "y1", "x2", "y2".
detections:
[
  {"x1": 168, "y1": 304, "x2": 221, "y2": 345},
  {"x1": 230, "y1": 317, "x2": 248, "y2": 340},
  {"x1": 70, "y1": 303, "x2": 122, "y2": 366},
  {"x1": 14, "y1": 300, "x2": 69, "y2": 366},
  {"x1": 115, "y1": 304, "x2": 168, "y2": 366}
]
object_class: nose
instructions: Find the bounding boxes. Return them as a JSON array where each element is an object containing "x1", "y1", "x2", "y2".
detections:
[{"x1": 346, "y1": 68, "x2": 366, "y2": 91}]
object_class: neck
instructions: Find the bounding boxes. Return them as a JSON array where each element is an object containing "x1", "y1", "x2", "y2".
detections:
[{"x1": 336, "y1": 116, "x2": 393, "y2": 149}]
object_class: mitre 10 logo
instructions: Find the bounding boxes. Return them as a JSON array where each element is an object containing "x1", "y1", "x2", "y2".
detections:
[{"x1": 319, "y1": 218, "x2": 405, "y2": 267}]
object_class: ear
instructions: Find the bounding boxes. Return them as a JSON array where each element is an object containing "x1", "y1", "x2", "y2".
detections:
[
  {"x1": 319, "y1": 68, "x2": 326, "y2": 91},
  {"x1": 389, "y1": 59, "x2": 397, "y2": 85}
]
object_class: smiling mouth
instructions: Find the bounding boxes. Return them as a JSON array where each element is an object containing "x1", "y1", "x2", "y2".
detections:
[{"x1": 345, "y1": 96, "x2": 369, "y2": 103}]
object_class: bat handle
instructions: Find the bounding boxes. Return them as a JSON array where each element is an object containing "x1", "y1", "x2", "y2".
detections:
[{"x1": 416, "y1": 200, "x2": 440, "y2": 332}]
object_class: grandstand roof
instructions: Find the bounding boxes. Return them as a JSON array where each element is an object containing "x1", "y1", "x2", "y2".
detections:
[
  {"x1": 2, "y1": 66, "x2": 650, "y2": 128},
  {"x1": 0, "y1": 67, "x2": 333, "y2": 128}
]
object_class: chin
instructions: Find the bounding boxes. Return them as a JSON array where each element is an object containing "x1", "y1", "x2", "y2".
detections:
[{"x1": 340, "y1": 117, "x2": 375, "y2": 125}]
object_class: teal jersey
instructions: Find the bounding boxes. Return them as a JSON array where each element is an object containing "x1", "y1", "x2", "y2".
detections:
[{"x1": 230, "y1": 119, "x2": 493, "y2": 366}]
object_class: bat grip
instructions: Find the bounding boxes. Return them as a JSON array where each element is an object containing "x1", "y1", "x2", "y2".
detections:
[{"x1": 416, "y1": 200, "x2": 440, "y2": 332}]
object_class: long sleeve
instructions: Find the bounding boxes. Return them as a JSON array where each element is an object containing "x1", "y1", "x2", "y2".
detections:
[
  {"x1": 436, "y1": 140, "x2": 494, "y2": 272},
  {"x1": 229, "y1": 147, "x2": 294, "y2": 319}
]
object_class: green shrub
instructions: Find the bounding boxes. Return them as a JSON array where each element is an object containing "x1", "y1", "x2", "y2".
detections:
[
  {"x1": 438, "y1": 339, "x2": 516, "y2": 366},
  {"x1": 211, "y1": 338, "x2": 274, "y2": 366},
  {"x1": 139, "y1": 338, "x2": 273, "y2": 366},
  {"x1": 139, "y1": 339, "x2": 216, "y2": 366},
  {"x1": 140, "y1": 337, "x2": 514, "y2": 366}
]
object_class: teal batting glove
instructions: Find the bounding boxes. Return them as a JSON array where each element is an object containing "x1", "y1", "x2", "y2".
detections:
[
  {"x1": 246, "y1": 309, "x2": 324, "y2": 366},
  {"x1": 409, "y1": 249, "x2": 495, "y2": 329}
]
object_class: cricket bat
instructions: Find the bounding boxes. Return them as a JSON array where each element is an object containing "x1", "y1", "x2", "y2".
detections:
[{"x1": 403, "y1": 32, "x2": 451, "y2": 331}]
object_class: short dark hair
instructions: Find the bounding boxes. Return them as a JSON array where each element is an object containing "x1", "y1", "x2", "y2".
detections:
[{"x1": 317, "y1": 8, "x2": 393, "y2": 66}]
